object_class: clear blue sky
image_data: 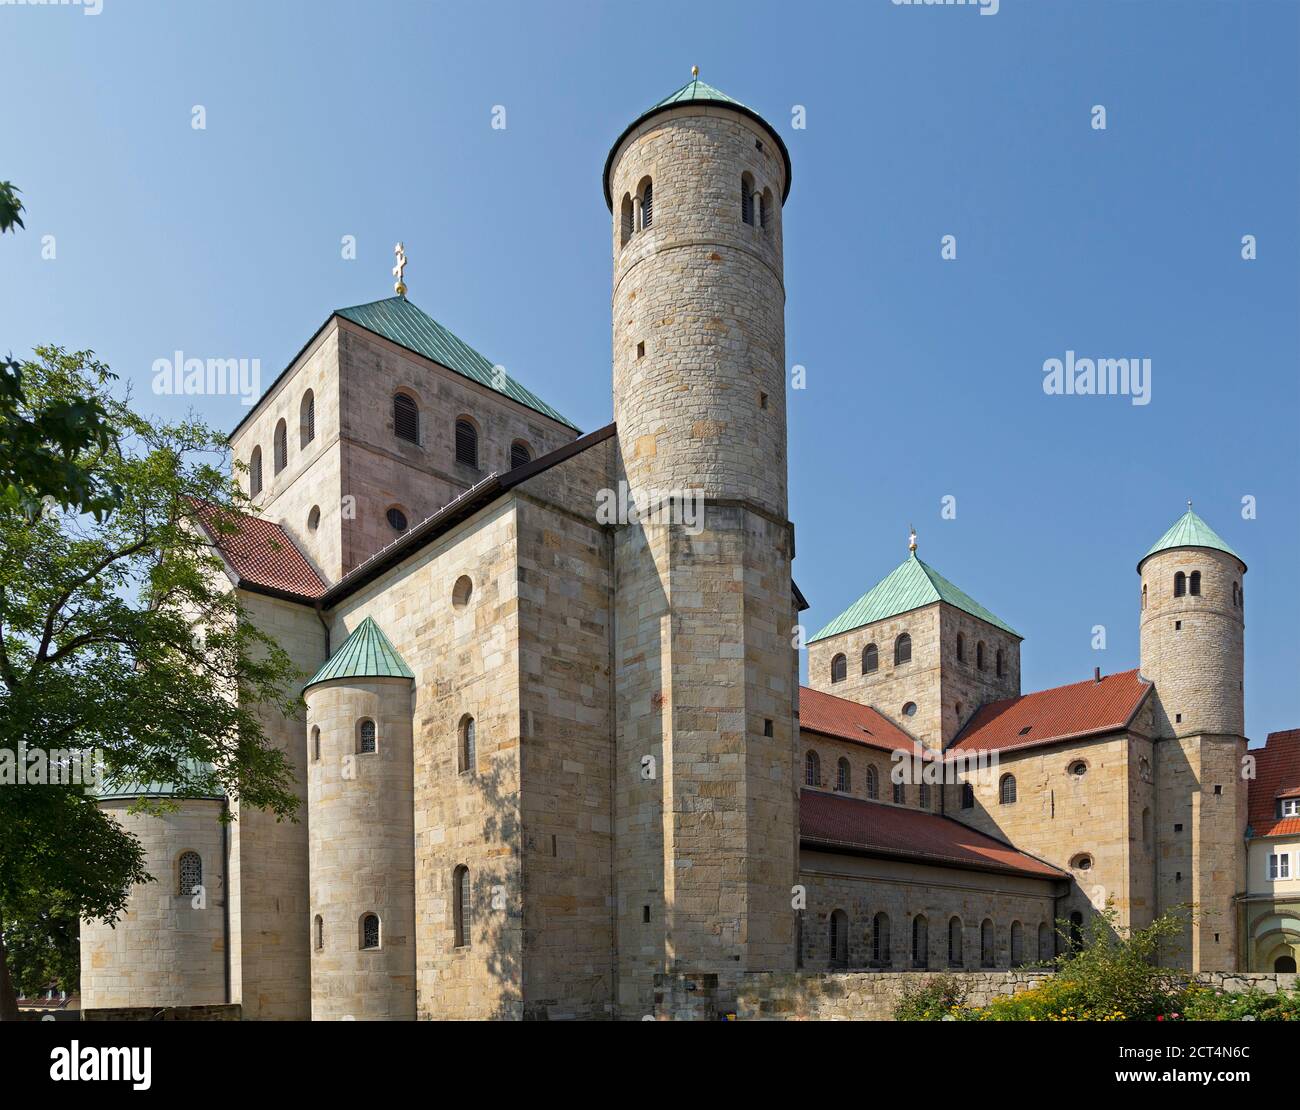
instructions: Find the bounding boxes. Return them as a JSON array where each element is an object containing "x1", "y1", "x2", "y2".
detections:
[{"x1": 3, "y1": 0, "x2": 1296, "y2": 740}]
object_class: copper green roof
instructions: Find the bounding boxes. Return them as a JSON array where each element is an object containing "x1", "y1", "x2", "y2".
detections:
[
  {"x1": 1138, "y1": 508, "x2": 1244, "y2": 572},
  {"x1": 603, "y1": 74, "x2": 792, "y2": 209},
  {"x1": 94, "y1": 758, "x2": 223, "y2": 802},
  {"x1": 305, "y1": 616, "x2": 414, "y2": 689},
  {"x1": 336, "y1": 297, "x2": 578, "y2": 430},
  {"x1": 809, "y1": 554, "x2": 1019, "y2": 643}
]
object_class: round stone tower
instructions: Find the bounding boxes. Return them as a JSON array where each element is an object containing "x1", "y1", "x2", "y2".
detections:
[
  {"x1": 604, "y1": 70, "x2": 792, "y2": 518},
  {"x1": 304, "y1": 616, "x2": 416, "y2": 1020},
  {"x1": 1138, "y1": 506, "x2": 1246, "y2": 739},
  {"x1": 1138, "y1": 505, "x2": 1247, "y2": 973},
  {"x1": 79, "y1": 779, "x2": 227, "y2": 1011},
  {"x1": 603, "y1": 74, "x2": 799, "y2": 1016}
]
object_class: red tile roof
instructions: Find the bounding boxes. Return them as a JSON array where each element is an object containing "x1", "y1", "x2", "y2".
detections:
[
  {"x1": 1249, "y1": 729, "x2": 1300, "y2": 839},
  {"x1": 192, "y1": 502, "x2": 327, "y2": 599},
  {"x1": 799, "y1": 686, "x2": 929, "y2": 758},
  {"x1": 947, "y1": 669, "x2": 1151, "y2": 757},
  {"x1": 799, "y1": 789, "x2": 1066, "y2": 880}
]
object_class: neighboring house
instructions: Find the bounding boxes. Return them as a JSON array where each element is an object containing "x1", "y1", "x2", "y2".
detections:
[{"x1": 1240, "y1": 729, "x2": 1300, "y2": 971}]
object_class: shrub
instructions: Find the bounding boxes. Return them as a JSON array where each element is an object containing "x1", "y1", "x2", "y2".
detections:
[
  {"x1": 1178, "y1": 986, "x2": 1300, "y2": 1022},
  {"x1": 893, "y1": 974, "x2": 970, "y2": 1021}
]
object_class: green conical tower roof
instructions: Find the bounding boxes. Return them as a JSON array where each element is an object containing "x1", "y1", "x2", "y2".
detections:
[
  {"x1": 305, "y1": 616, "x2": 414, "y2": 689},
  {"x1": 1138, "y1": 507, "x2": 1245, "y2": 572},
  {"x1": 809, "y1": 553, "x2": 1019, "y2": 643},
  {"x1": 603, "y1": 70, "x2": 792, "y2": 209}
]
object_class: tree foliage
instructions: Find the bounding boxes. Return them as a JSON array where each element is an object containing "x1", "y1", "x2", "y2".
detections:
[{"x1": 0, "y1": 347, "x2": 303, "y2": 1015}]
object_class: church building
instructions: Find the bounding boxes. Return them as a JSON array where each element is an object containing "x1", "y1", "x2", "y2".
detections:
[{"x1": 79, "y1": 74, "x2": 1293, "y2": 1020}]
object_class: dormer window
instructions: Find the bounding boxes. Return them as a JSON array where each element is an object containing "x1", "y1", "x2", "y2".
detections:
[{"x1": 1282, "y1": 798, "x2": 1300, "y2": 818}]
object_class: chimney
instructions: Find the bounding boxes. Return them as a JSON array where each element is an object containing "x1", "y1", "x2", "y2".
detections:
[{"x1": 1094, "y1": 666, "x2": 1102, "y2": 683}]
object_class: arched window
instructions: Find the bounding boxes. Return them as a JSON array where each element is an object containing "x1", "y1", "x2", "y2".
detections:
[
  {"x1": 310, "y1": 725, "x2": 320, "y2": 762},
  {"x1": 307, "y1": 505, "x2": 320, "y2": 532},
  {"x1": 1038, "y1": 921, "x2": 1052, "y2": 963},
  {"x1": 1276, "y1": 956, "x2": 1297, "y2": 973},
  {"x1": 1174, "y1": 571, "x2": 1186, "y2": 597},
  {"x1": 836, "y1": 757, "x2": 851, "y2": 793},
  {"x1": 452, "y1": 575, "x2": 473, "y2": 608},
  {"x1": 1011, "y1": 920, "x2": 1024, "y2": 966},
  {"x1": 178, "y1": 851, "x2": 202, "y2": 896},
  {"x1": 313, "y1": 914, "x2": 324, "y2": 951},
  {"x1": 830, "y1": 653, "x2": 847, "y2": 684},
  {"x1": 639, "y1": 178, "x2": 653, "y2": 229},
  {"x1": 948, "y1": 916, "x2": 963, "y2": 967},
  {"x1": 452, "y1": 865, "x2": 471, "y2": 947},
  {"x1": 1232, "y1": 581, "x2": 1240, "y2": 607},
  {"x1": 893, "y1": 780, "x2": 905, "y2": 805},
  {"x1": 872, "y1": 912, "x2": 891, "y2": 965},
  {"x1": 828, "y1": 908, "x2": 848, "y2": 967},
  {"x1": 804, "y1": 750, "x2": 820, "y2": 787},
  {"x1": 459, "y1": 715, "x2": 476, "y2": 775},
  {"x1": 976, "y1": 641, "x2": 985, "y2": 670},
  {"x1": 619, "y1": 192, "x2": 633, "y2": 246},
  {"x1": 862, "y1": 643, "x2": 878, "y2": 674},
  {"x1": 394, "y1": 393, "x2": 419, "y2": 444},
  {"x1": 358, "y1": 718, "x2": 377, "y2": 753},
  {"x1": 866, "y1": 765, "x2": 879, "y2": 800},
  {"x1": 249, "y1": 446, "x2": 262, "y2": 496},
  {"x1": 1069, "y1": 911, "x2": 1084, "y2": 951},
  {"x1": 912, "y1": 915, "x2": 929, "y2": 969},
  {"x1": 300, "y1": 390, "x2": 315, "y2": 447},
  {"x1": 980, "y1": 919, "x2": 995, "y2": 967},
  {"x1": 741, "y1": 172, "x2": 755, "y2": 225},
  {"x1": 273, "y1": 418, "x2": 288, "y2": 474},
  {"x1": 454, "y1": 417, "x2": 478, "y2": 467},
  {"x1": 1142, "y1": 583, "x2": 1148, "y2": 609},
  {"x1": 918, "y1": 782, "x2": 930, "y2": 810},
  {"x1": 1189, "y1": 570, "x2": 1201, "y2": 596},
  {"x1": 961, "y1": 782, "x2": 975, "y2": 809},
  {"x1": 894, "y1": 633, "x2": 911, "y2": 665},
  {"x1": 996, "y1": 648, "x2": 1004, "y2": 677},
  {"x1": 999, "y1": 773, "x2": 1017, "y2": 805},
  {"x1": 510, "y1": 440, "x2": 532, "y2": 469},
  {"x1": 360, "y1": 912, "x2": 380, "y2": 950},
  {"x1": 956, "y1": 633, "x2": 965, "y2": 662}
]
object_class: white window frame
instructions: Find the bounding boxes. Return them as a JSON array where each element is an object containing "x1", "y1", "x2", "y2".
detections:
[
  {"x1": 1269, "y1": 852, "x2": 1291, "y2": 881},
  {"x1": 1282, "y1": 798, "x2": 1300, "y2": 817}
]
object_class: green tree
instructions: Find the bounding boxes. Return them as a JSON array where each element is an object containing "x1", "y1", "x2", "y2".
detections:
[
  {"x1": 0, "y1": 180, "x2": 119, "y2": 521},
  {"x1": 0, "y1": 348, "x2": 302, "y2": 1019}
]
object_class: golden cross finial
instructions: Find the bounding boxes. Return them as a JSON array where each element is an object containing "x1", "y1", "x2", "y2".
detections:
[
  {"x1": 393, "y1": 242, "x2": 408, "y2": 297},
  {"x1": 908, "y1": 524, "x2": 917, "y2": 554},
  {"x1": 691, "y1": 65, "x2": 699, "y2": 79}
]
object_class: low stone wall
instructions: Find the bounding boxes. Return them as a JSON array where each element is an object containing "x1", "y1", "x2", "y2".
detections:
[
  {"x1": 81, "y1": 1003, "x2": 242, "y2": 1021},
  {"x1": 736, "y1": 970, "x2": 1051, "y2": 1021},
  {"x1": 731, "y1": 969, "x2": 1299, "y2": 1021},
  {"x1": 1195, "y1": 971, "x2": 1298, "y2": 995}
]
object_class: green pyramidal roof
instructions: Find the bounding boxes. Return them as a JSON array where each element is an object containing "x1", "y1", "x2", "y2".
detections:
[
  {"x1": 305, "y1": 616, "x2": 414, "y2": 689},
  {"x1": 1139, "y1": 509, "x2": 1244, "y2": 571},
  {"x1": 809, "y1": 554, "x2": 1019, "y2": 643},
  {"x1": 603, "y1": 74, "x2": 792, "y2": 209},
  {"x1": 336, "y1": 297, "x2": 579, "y2": 431}
]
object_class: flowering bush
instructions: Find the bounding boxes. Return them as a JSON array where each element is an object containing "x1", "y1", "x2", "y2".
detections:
[{"x1": 893, "y1": 974, "x2": 970, "y2": 1021}]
